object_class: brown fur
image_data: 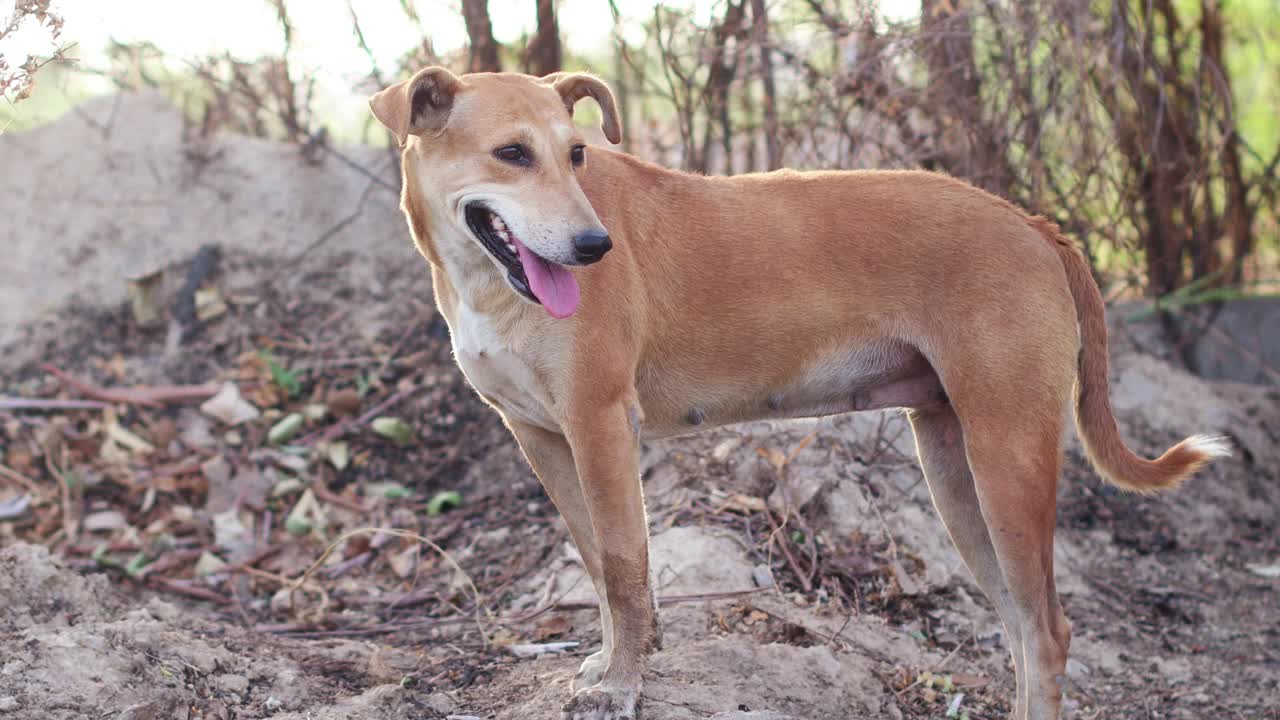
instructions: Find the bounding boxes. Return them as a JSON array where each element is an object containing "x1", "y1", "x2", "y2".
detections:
[{"x1": 370, "y1": 68, "x2": 1228, "y2": 720}]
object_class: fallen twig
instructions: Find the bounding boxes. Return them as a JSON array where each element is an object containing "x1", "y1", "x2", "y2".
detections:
[
  {"x1": 764, "y1": 507, "x2": 813, "y2": 593},
  {"x1": 508, "y1": 641, "x2": 580, "y2": 657},
  {"x1": 287, "y1": 526, "x2": 488, "y2": 646},
  {"x1": 41, "y1": 364, "x2": 220, "y2": 407},
  {"x1": 136, "y1": 460, "x2": 205, "y2": 482},
  {"x1": 261, "y1": 587, "x2": 771, "y2": 639},
  {"x1": 0, "y1": 397, "x2": 111, "y2": 411},
  {"x1": 148, "y1": 575, "x2": 232, "y2": 605},
  {"x1": 313, "y1": 482, "x2": 369, "y2": 513},
  {"x1": 299, "y1": 385, "x2": 421, "y2": 446},
  {"x1": 500, "y1": 586, "x2": 770, "y2": 626},
  {"x1": 0, "y1": 463, "x2": 39, "y2": 493}
]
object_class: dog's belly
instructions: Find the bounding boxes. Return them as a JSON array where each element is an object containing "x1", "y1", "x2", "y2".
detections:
[{"x1": 639, "y1": 340, "x2": 946, "y2": 438}]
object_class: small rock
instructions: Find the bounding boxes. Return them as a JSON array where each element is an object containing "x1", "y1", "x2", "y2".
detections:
[
  {"x1": 82, "y1": 510, "x2": 128, "y2": 533},
  {"x1": 0, "y1": 495, "x2": 31, "y2": 521},
  {"x1": 0, "y1": 696, "x2": 19, "y2": 712},
  {"x1": 711, "y1": 437, "x2": 742, "y2": 463},
  {"x1": 1245, "y1": 561, "x2": 1280, "y2": 578},
  {"x1": 118, "y1": 702, "x2": 162, "y2": 720},
  {"x1": 424, "y1": 692, "x2": 456, "y2": 714},
  {"x1": 752, "y1": 564, "x2": 775, "y2": 588},
  {"x1": 1066, "y1": 658, "x2": 1090, "y2": 677},
  {"x1": 215, "y1": 673, "x2": 250, "y2": 695}
]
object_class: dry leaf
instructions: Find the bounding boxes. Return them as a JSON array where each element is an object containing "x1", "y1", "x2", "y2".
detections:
[
  {"x1": 126, "y1": 269, "x2": 166, "y2": 327},
  {"x1": 83, "y1": 510, "x2": 128, "y2": 532},
  {"x1": 194, "y1": 286, "x2": 227, "y2": 321},
  {"x1": 326, "y1": 388, "x2": 361, "y2": 417},
  {"x1": 533, "y1": 616, "x2": 572, "y2": 641},
  {"x1": 200, "y1": 383, "x2": 261, "y2": 426}
]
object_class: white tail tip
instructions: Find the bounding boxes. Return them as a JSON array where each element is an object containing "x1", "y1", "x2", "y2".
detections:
[{"x1": 1185, "y1": 434, "x2": 1232, "y2": 459}]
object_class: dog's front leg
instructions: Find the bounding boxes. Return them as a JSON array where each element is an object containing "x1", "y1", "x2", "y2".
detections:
[
  {"x1": 504, "y1": 418, "x2": 614, "y2": 689},
  {"x1": 561, "y1": 398, "x2": 656, "y2": 720}
]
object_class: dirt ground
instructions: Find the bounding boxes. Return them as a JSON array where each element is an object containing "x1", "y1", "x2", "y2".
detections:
[{"x1": 1, "y1": 94, "x2": 1278, "y2": 720}]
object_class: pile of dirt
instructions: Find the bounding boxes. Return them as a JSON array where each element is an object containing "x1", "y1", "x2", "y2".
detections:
[{"x1": 0, "y1": 91, "x2": 406, "y2": 352}]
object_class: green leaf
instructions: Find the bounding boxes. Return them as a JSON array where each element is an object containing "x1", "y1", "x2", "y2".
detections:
[
  {"x1": 260, "y1": 351, "x2": 302, "y2": 398},
  {"x1": 124, "y1": 551, "x2": 151, "y2": 578},
  {"x1": 271, "y1": 476, "x2": 305, "y2": 497},
  {"x1": 284, "y1": 514, "x2": 312, "y2": 535},
  {"x1": 90, "y1": 543, "x2": 116, "y2": 567},
  {"x1": 371, "y1": 416, "x2": 414, "y2": 445},
  {"x1": 268, "y1": 413, "x2": 305, "y2": 445},
  {"x1": 366, "y1": 481, "x2": 412, "y2": 500},
  {"x1": 427, "y1": 490, "x2": 463, "y2": 516}
]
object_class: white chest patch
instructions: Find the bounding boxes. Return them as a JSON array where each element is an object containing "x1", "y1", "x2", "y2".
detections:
[
  {"x1": 450, "y1": 303, "x2": 558, "y2": 431},
  {"x1": 452, "y1": 302, "x2": 506, "y2": 356}
]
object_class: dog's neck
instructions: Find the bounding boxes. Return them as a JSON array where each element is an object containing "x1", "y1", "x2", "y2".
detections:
[{"x1": 426, "y1": 214, "x2": 532, "y2": 326}]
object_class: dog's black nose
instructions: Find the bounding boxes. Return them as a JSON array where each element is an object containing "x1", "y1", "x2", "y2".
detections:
[{"x1": 573, "y1": 230, "x2": 612, "y2": 264}]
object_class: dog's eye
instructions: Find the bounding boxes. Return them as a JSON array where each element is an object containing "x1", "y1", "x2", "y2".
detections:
[
  {"x1": 494, "y1": 144, "x2": 531, "y2": 166},
  {"x1": 570, "y1": 144, "x2": 586, "y2": 167}
]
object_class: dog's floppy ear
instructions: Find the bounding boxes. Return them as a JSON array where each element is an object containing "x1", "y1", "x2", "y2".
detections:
[
  {"x1": 369, "y1": 67, "x2": 464, "y2": 146},
  {"x1": 548, "y1": 73, "x2": 622, "y2": 145}
]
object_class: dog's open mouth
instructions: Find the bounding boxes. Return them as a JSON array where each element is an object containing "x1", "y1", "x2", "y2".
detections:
[{"x1": 464, "y1": 203, "x2": 580, "y2": 319}]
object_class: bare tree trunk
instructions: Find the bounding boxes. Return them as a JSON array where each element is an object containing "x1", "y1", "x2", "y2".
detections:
[
  {"x1": 919, "y1": 0, "x2": 1006, "y2": 195},
  {"x1": 699, "y1": 1, "x2": 746, "y2": 174},
  {"x1": 1200, "y1": 0, "x2": 1253, "y2": 285},
  {"x1": 1105, "y1": 0, "x2": 1202, "y2": 298},
  {"x1": 740, "y1": 70, "x2": 758, "y2": 173},
  {"x1": 526, "y1": 0, "x2": 561, "y2": 76},
  {"x1": 462, "y1": 0, "x2": 501, "y2": 73},
  {"x1": 749, "y1": 0, "x2": 780, "y2": 170},
  {"x1": 608, "y1": 0, "x2": 632, "y2": 152}
]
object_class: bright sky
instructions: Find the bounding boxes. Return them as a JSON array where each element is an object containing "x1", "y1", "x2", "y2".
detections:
[
  {"x1": 2, "y1": 0, "x2": 920, "y2": 134},
  {"x1": 9, "y1": 0, "x2": 920, "y2": 86}
]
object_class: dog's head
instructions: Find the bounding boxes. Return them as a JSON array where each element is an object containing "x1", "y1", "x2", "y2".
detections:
[{"x1": 370, "y1": 68, "x2": 621, "y2": 319}]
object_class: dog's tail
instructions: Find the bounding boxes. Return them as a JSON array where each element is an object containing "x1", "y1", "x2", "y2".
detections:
[{"x1": 1035, "y1": 216, "x2": 1230, "y2": 492}]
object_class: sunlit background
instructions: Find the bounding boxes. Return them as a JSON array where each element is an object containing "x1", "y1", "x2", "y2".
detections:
[{"x1": 2, "y1": 0, "x2": 920, "y2": 135}]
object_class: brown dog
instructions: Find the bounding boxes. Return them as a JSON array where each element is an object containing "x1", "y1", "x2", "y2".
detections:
[{"x1": 369, "y1": 68, "x2": 1228, "y2": 720}]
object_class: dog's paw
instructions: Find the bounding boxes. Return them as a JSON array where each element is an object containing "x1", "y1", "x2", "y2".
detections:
[
  {"x1": 571, "y1": 651, "x2": 608, "y2": 692},
  {"x1": 561, "y1": 685, "x2": 638, "y2": 720}
]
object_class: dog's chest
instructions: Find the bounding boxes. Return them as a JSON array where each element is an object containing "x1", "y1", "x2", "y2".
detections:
[{"x1": 450, "y1": 304, "x2": 558, "y2": 431}]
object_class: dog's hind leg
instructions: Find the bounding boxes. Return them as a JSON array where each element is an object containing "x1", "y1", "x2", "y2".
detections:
[
  {"x1": 952, "y1": 391, "x2": 1073, "y2": 720},
  {"x1": 505, "y1": 419, "x2": 614, "y2": 690},
  {"x1": 908, "y1": 405, "x2": 1029, "y2": 717}
]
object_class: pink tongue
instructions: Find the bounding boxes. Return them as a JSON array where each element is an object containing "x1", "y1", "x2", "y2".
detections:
[{"x1": 514, "y1": 239, "x2": 580, "y2": 319}]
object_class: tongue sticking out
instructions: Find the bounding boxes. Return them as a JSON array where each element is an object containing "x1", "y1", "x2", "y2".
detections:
[{"x1": 513, "y1": 237, "x2": 580, "y2": 319}]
